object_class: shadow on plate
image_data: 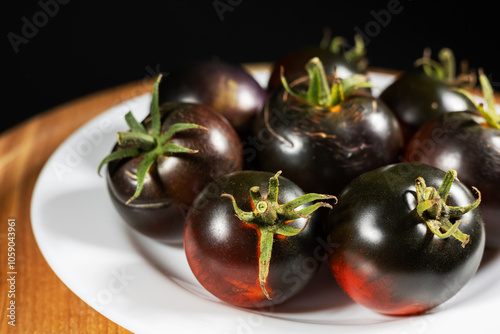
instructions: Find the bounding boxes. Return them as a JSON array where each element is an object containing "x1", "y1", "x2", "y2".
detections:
[
  {"x1": 35, "y1": 187, "x2": 132, "y2": 250},
  {"x1": 126, "y1": 223, "x2": 362, "y2": 316},
  {"x1": 270, "y1": 262, "x2": 354, "y2": 314}
]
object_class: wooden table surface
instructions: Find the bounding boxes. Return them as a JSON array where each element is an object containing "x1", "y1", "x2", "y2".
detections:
[{"x1": 0, "y1": 78, "x2": 156, "y2": 334}]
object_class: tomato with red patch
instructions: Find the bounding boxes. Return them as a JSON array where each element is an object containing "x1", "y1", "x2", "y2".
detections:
[
  {"x1": 184, "y1": 170, "x2": 336, "y2": 308},
  {"x1": 328, "y1": 162, "x2": 485, "y2": 315}
]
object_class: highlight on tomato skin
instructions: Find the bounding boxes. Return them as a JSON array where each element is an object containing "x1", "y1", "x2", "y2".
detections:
[
  {"x1": 183, "y1": 170, "x2": 336, "y2": 308},
  {"x1": 327, "y1": 162, "x2": 485, "y2": 316},
  {"x1": 158, "y1": 58, "x2": 267, "y2": 140},
  {"x1": 378, "y1": 48, "x2": 477, "y2": 144},
  {"x1": 379, "y1": 70, "x2": 476, "y2": 144}
]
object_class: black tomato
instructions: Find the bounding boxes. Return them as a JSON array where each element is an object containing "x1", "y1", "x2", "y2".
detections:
[
  {"x1": 328, "y1": 162, "x2": 485, "y2": 315},
  {"x1": 405, "y1": 72, "x2": 500, "y2": 247},
  {"x1": 184, "y1": 170, "x2": 336, "y2": 308},
  {"x1": 158, "y1": 59, "x2": 266, "y2": 139},
  {"x1": 379, "y1": 70, "x2": 476, "y2": 143},
  {"x1": 379, "y1": 48, "x2": 477, "y2": 143},
  {"x1": 99, "y1": 76, "x2": 243, "y2": 244},
  {"x1": 252, "y1": 57, "x2": 403, "y2": 195}
]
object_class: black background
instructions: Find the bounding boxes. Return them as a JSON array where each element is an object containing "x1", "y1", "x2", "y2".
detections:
[{"x1": 4, "y1": 0, "x2": 499, "y2": 134}]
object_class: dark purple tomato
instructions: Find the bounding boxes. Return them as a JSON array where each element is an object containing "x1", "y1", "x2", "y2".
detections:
[
  {"x1": 99, "y1": 76, "x2": 243, "y2": 244},
  {"x1": 379, "y1": 69, "x2": 477, "y2": 144},
  {"x1": 267, "y1": 46, "x2": 365, "y2": 93},
  {"x1": 328, "y1": 162, "x2": 485, "y2": 315},
  {"x1": 184, "y1": 170, "x2": 335, "y2": 308},
  {"x1": 405, "y1": 111, "x2": 500, "y2": 248},
  {"x1": 158, "y1": 59, "x2": 266, "y2": 139},
  {"x1": 252, "y1": 63, "x2": 403, "y2": 195}
]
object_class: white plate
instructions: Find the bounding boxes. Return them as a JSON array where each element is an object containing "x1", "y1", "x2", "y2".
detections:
[{"x1": 31, "y1": 70, "x2": 500, "y2": 334}]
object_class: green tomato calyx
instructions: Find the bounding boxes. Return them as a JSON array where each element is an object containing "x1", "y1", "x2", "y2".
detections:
[
  {"x1": 221, "y1": 170, "x2": 337, "y2": 300},
  {"x1": 453, "y1": 69, "x2": 500, "y2": 130},
  {"x1": 319, "y1": 30, "x2": 368, "y2": 72},
  {"x1": 415, "y1": 169, "x2": 481, "y2": 248},
  {"x1": 280, "y1": 57, "x2": 373, "y2": 109},
  {"x1": 97, "y1": 74, "x2": 207, "y2": 204},
  {"x1": 414, "y1": 47, "x2": 476, "y2": 88},
  {"x1": 328, "y1": 33, "x2": 368, "y2": 72}
]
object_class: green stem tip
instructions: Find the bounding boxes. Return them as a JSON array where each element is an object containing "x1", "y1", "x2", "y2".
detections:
[
  {"x1": 414, "y1": 47, "x2": 476, "y2": 88},
  {"x1": 280, "y1": 57, "x2": 373, "y2": 109},
  {"x1": 221, "y1": 171, "x2": 337, "y2": 300},
  {"x1": 324, "y1": 31, "x2": 368, "y2": 71},
  {"x1": 477, "y1": 68, "x2": 500, "y2": 130},
  {"x1": 454, "y1": 69, "x2": 500, "y2": 130},
  {"x1": 415, "y1": 169, "x2": 481, "y2": 248}
]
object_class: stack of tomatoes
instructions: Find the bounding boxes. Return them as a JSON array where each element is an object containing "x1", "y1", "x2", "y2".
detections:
[{"x1": 98, "y1": 36, "x2": 497, "y2": 316}]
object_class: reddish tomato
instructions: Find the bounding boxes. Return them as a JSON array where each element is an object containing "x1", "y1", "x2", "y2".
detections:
[
  {"x1": 184, "y1": 170, "x2": 336, "y2": 308},
  {"x1": 328, "y1": 163, "x2": 484, "y2": 315}
]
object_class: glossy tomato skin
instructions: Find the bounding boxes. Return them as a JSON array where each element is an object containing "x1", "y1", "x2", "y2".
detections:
[
  {"x1": 379, "y1": 70, "x2": 477, "y2": 143},
  {"x1": 107, "y1": 102, "x2": 243, "y2": 244},
  {"x1": 405, "y1": 111, "x2": 500, "y2": 247},
  {"x1": 158, "y1": 59, "x2": 266, "y2": 139},
  {"x1": 252, "y1": 78, "x2": 403, "y2": 195},
  {"x1": 267, "y1": 46, "x2": 364, "y2": 93},
  {"x1": 328, "y1": 163, "x2": 485, "y2": 315},
  {"x1": 184, "y1": 171, "x2": 326, "y2": 308}
]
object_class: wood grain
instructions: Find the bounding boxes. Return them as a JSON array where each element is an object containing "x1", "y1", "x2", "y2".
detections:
[{"x1": 0, "y1": 79, "x2": 154, "y2": 334}]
